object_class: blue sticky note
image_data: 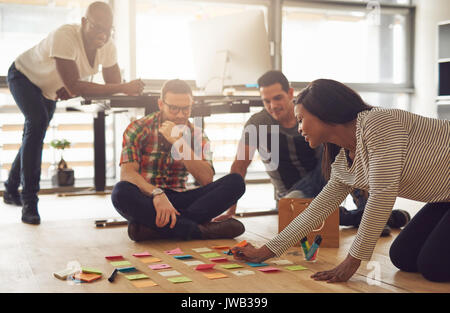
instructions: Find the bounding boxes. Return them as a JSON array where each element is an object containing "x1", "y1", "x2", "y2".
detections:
[
  {"x1": 246, "y1": 262, "x2": 269, "y2": 267},
  {"x1": 117, "y1": 266, "x2": 137, "y2": 273},
  {"x1": 174, "y1": 255, "x2": 193, "y2": 260}
]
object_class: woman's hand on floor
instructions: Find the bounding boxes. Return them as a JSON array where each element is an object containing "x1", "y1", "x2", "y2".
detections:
[{"x1": 311, "y1": 253, "x2": 361, "y2": 283}]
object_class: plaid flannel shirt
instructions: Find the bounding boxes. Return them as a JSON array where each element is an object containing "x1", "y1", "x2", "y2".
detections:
[{"x1": 120, "y1": 112, "x2": 214, "y2": 191}]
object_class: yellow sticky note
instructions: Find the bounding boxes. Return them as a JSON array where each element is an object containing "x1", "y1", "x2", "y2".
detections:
[
  {"x1": 168, "y1": 276, "x2": 192, "y2": 283},
  {"x1": 132, "y1": 280, "x2": 158, "y2": 288},
  {"x1": 203, "y1": 272, "x2": 228, "y2": 279},
  {"x1": 139, "y1": 257, "x2": 162, "y2": 264}
]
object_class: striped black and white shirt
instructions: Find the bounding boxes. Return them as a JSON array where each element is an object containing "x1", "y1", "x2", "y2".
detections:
[{"x1": 266, "y1": 108, "x2": 450, "y2": 261}]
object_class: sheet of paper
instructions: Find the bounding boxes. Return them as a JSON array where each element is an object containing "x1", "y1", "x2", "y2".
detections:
[
  {"x1": 211, "y1": 245, "x2": 230, "y2": 250},
  {"x1": 81, "y1": 267, "x2": 102, "y2": 275},
  {"x1": 158, "y1": 270, "x2": 182, "y2": 277},
  {"x1": 231, "y1": 270, "x2": 255, "y2": 276},
  {"x1": 200, "y1": 252, "x2": 222, "y2": 259},
  {"x1": 270, "y1": 260, "x2": 293, "y2": 265},
  {"x1": 168, "y1": 276, "x2": 192, "y2": 283},
  {"x1": 258, "y1": 267, "x2": 280, "y2": 273},
  {"x1": 133, "y1": 252, "x2": 152, "y2": 257},
  {"x1": 203, "y1": 272, "x2": 228, "y2": 279},
  {"x1": 105, "y1": 255, "x2": 124, "y2": 261},
  {"x1": 173, "y1": 255, "x2": 193, "y2": 260},
  {"x1": 125, "y1": 274, "x2": 149, "y2": 280},
  {"x1": 195, "y1": 263, "x2": 216, "y2": 270},
  {"x1": 210, "y1": 257, "x2": 228, "y2": 262},
  {"x1": 221, "y1": 263, "x2": 243, "y2": 269},
  {"x1": 165, "y1": 248, "x2": 184, "y2": 255},
  {"x1": 183, "y1": 260, "x2": 205, "y2": 266},
  {"x1": 110, "y1": 261, "x2": 132, "y2": 267},
  {"x1": 148, "y1": 264, "x2": 171, "y2": 270},
  {"x1": 132, "y1": 280, "x2": 158, "y2": 288},
  {"x1": 73, "y1": 272, "x2": 102, "y2": 283},
  {"x1": 138, "y1": 257, "x2": 161, "y2": 264},
  {"x1": 246, "y1": 262, "x2": 268, "y2": 267},
  {"x1": 117, "y1": 267, "x2": 137, "y2": 273},
  {"x1": 285, "y1": 265, "x2": 308, "y2": 271},
  {"x1": 192, "y1": 247, "x2": 213, "y2": 253}
]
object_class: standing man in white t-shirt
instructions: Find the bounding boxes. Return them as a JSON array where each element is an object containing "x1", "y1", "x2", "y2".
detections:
[{"x1": 2, "y1": 2, "x2": 144, "y2": 225}]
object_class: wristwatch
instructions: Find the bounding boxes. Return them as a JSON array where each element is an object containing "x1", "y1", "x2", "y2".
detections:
[{"x1": 151, "y1": 188, "x2": 165, "y2": 198}]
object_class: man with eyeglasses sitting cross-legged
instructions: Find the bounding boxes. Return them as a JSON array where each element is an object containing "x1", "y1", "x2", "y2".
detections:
[{"x1": 111, "y1": 79, "x2": 246, "y2": 242}]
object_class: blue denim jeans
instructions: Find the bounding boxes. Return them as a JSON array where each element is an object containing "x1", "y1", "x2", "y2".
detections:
[
  {"x1": 111, "y1": 173, "x2": 246, "y2": 240},
  {"x1": 5, "y1": 63, "x2": 56, "y2": 204}
]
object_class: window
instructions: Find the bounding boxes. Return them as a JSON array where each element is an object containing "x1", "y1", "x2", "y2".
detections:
[
  {"x1": 282, "y1": 2, "x2": 411, "y2": 84},
  {"x1": 135, "y1": 0, "x2": 268, "y2": 80}
]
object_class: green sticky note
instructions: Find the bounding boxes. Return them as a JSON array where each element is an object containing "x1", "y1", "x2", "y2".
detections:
[
  {"x1": 168, "y1": 276, "x2": 192, "y2": 283},
  {"x1": 81, "y1": 267, "x2": 102, "y2": 275},
  {"x1": 200, "y1": 252, "x2": 222, "y2": 258},
  {"x1": 110, "y1": 261, "x2": 132, "y2": 267},
  {"x1": 221, "y1": 263, "x2": 243, "y2": 269},
  {"x1": 125, "y1": 274, "x2": 149, "y2": 280},
  {"x1": 285, "y1": 265, "x2": 308, "y2": 271}
]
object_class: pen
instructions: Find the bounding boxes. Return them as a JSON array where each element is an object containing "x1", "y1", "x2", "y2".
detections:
[
  {"x1": 300, "y1": 237, "x2": 310, "y2": 257},
  {"x1": 108, "y1": 268, "x2": 118, "y2": 283},
  {"x1": 305, "y1": 235, "x2": 322, "y2": 261}
]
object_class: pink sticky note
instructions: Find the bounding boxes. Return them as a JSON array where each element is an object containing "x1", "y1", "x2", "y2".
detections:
[
  {"x1": 258, "y1": 267, "x2": 280, "y2": 273},
  {"x1": 195, "y1": 263, "x2": 216, "y2": 271},
  {"x1": 149, "y1": 264, "x2": 172, "y2": 270},
  {"x1": 105, "y1": 255, "x2": 124, "y2": 261},
  {"x1": 133, "y1": 252, "x2": 152, "y2": 257},
  {"x1": 210, "y1": 257, "x2": 228, "y2": 262},
  {"x1": 165, "y1": 248, "x2": 184, "y2": 255}
]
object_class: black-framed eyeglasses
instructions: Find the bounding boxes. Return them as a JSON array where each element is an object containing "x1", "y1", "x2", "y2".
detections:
[
  {"x1": 163, "y1": 101, "x2": 191, "y2": 115},
  {"x1": 86, "y1": 17, "x2": 114, "y2": 36}
]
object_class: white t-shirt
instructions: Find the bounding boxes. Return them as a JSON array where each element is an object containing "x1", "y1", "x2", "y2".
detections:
[{"x1": 14, "y1": 24, "x2": 117, "y2": 101}]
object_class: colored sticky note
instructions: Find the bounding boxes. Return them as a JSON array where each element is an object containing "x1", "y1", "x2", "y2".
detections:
[
  {"x1": 139, "y1": 257, "x2": 161, "y2": 264},
  {"x1": 81, "y1": 267, "x2": 102, "y2": 275},
  {"x1": 149, "y1": 264, "x2": 171, "y2": 270},
  {"x1": 192, "y1": 247, "x2": 213, "y2": 253},
  {"x1": 271, "y1": 260, "x2": 293, "y2": 265},
  {"x1": 221, "y1": 264, "x2": 243, "y2": 269},
  {"x1": 195, "y1": 263, "x2": 216, "y2": 271},
  {"x1": 210, "y1": 257, "x2": 228, "y2": 262},
  {"x1": 232, "y1": 270, "x2": 255, "y2": 276},
  {"x1": 168, "y1": 276, "x2": 192, "y2": 284},
  {"x1": 285, "y1": 265, "x2": 308, "y2": 271},
  {"x1": 73, "y1": 272, "x2": 102, "y2": 283},
  {"x1": 158, "y1": 270, "x2": 182, "y2": 277},
  {"x1": 183, "y1": 260, "x2": 205, "y2": 266},
  {"x1": 246, "y1": 262, "x2": 268, "y2": 267},
  {"x1": 110, "y1": 261, "x2": 132, "y2": 267},
  {"x1": 132, "y1": 280, "x2": 158, "y2": 288},
  {"x1": 105, "y1": 255, "x2": 124, "y2": 261},
  {"x1": 165, "y1": 248, "x2": 184, "y2": 255},
  {"x1": 117, "y1": 267, "x2": 137, "y2": 273},
  {"x1": 173, "y1": 255, "x2": 193, "y2": 260},
  {"x1": 212, "y1": 245, "x2": 230, "y2": 250},
  {"x1": 204, "y1": 272, "x2": 228, "y2": 279},
  {"x1": 200, "y1": 252, "x2": 222, "y2": 259},
  {"x1": 258, "y1": 267, "x2": 280, "y2": 273},
  {"x1": 125, "y1": 274, "x2": 149, "y2": 280},
  {"x1": 133, "y1": 252, "x2": 152, "y2": 257}
]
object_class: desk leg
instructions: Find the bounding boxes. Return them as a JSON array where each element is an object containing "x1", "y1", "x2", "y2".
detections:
[{"x1": 93, "y1": 111, "x2": 106, "y2": 192}]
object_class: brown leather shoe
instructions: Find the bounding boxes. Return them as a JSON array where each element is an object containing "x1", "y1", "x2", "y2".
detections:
[
  {"x1": 127, "y1": 222, "x2": 166, "y2": 242},
  {"x1": 198, "y1": 218, "x2": 245, "y2": 239}
]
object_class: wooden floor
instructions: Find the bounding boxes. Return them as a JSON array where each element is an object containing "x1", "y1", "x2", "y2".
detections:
[{"x1": 0, "y1": 195, "x2": 448, "y2": 293}]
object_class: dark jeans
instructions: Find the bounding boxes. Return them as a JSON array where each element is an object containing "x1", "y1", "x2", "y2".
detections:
[
  {"x1": 389, "y1": 202, "x2": 450, "y2": 282},
  {"x1": 111, "y1": 173, "x2": 246, "y2": 240},
  {"x1": 5, "y1": 63, "x2": 56, "y2": 204}
]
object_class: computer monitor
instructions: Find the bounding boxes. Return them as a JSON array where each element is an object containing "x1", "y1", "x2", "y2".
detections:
[{"x1": 189, "y1": 10, "x2": 271, "y2": 94}]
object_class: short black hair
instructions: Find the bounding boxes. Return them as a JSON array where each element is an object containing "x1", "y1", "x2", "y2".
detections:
[
  {"x1": 161, "y1": 79, "x2": 193, "y2": 100},
  {"x1": 257, "y1": 70, "x2": 290, "y2": 93}
]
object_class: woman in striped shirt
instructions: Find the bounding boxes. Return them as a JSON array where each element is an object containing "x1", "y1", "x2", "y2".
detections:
[{"x1": 233, "y1": 79, "x2": 450, "y2": 283}]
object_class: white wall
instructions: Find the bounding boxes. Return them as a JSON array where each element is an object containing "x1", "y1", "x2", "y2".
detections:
[{"x1": 412, "y1": 0, "x2": 450, "y2": 117}]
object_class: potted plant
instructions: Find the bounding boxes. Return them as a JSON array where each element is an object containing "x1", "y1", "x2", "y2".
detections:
[{"x1": 50, "y1": 139, "x2": 75, "y2": 186}]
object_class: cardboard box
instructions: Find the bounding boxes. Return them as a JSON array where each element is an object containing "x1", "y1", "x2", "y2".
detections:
[{"x1": 278, "y1": 198, "x2": 339, "y2": 248}]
